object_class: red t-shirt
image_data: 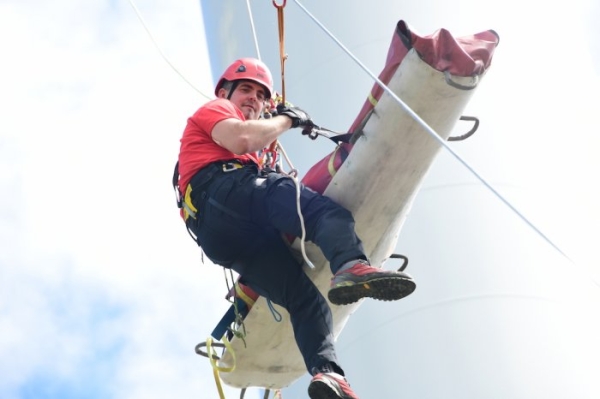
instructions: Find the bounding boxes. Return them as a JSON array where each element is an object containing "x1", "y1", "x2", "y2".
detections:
[{"x1": 178, "y1": 98, "x2": 260, "y2": 193}]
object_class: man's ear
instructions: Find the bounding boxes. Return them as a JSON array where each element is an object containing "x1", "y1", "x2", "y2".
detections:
[{"x1": 216, "y1": 88, "x2": 229, "y2": 98}]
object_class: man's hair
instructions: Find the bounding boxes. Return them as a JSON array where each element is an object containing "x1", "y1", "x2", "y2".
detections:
[
  {"x1": 220, "y1": 80, "x2": 234, "y2": 95},
  {"x1": 220, "y1": 79, "x2": 266, "y2": 101}
]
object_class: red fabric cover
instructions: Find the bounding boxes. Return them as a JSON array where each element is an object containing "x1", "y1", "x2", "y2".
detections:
[
  {"x1": 301, "y1": 142, "x2": 353, "y2": 194},
  {"x1": 301, "y1": 20, "x2": 499, "y2": 194},
  {"x1": 178, "y1": 98, "x2": 260, "y2": 193},
  {"x1": 348, "y1": 20, "x2": 499, "y2": 134}
]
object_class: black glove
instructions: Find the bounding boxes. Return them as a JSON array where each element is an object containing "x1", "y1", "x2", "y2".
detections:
[{"x1": 276, "y1": 104, "x2": 313, "y2": 128}]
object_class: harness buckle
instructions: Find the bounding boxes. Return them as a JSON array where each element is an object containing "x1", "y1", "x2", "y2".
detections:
[{"x1": 222, "y1": 162, "x2": 243, "y2": 173}]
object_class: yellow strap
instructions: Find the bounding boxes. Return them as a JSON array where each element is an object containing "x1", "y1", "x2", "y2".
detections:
[
  {"x1": 212, "y1": 365, "x2": 226, "y2": 399},
  {"x1": 368, "y1": 92, "x2": 378, "y2": 107},
  {"x1": 327, "y1": 145, "x2": 342, "y2": 177},
  {"x1": 207, "y1": 336, "x2": 236, "y2": 373},
  {"x1": 235, "y1": 282, "x2": 256, "y2": 308},
  {"x1": 206, "y1": 336, "x2": 236, "y2": 399},
  {"x1": 183, "y1": 184, "x2": 198, "y2": 221}
]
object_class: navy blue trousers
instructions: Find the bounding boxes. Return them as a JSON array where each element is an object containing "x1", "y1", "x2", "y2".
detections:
[{"x1": 186, "y1": 163, "x2": 366, "y2": 374}]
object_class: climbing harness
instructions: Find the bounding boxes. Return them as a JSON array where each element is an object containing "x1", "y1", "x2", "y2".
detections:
[{"x1": 171, "y1": 161, "x2": 200, "y2": 245}]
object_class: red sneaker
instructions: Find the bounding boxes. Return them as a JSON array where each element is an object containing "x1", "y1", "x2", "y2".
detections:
[
  {"x1": 328, "y1": 260, "x2": 416, "y2": 305},
  {"x1": 308, "y1": 372, "x2": 360, "y2": 399}
]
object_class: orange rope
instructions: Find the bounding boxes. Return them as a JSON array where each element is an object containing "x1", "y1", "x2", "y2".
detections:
[
  {"x1": 270, "y1": 0, "x2": 288, "y2": 155},
  {"x1": 272, "y1": 0, "x2": 287, "y2": 104}
]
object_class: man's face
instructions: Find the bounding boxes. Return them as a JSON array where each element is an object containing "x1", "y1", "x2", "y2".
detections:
[{"x1": 224, "y1": 80, "x2": 267, "y2": 120}]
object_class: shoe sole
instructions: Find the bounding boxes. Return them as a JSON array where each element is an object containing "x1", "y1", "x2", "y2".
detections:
[
  {"x1": 308, "y1": 380, "x2": 348, "y2": 399},
  {"x1": 328, "y1": 275, "x2": 416, "y2": 305}
]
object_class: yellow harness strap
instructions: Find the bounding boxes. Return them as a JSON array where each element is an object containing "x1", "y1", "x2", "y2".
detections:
[
  {"x1": 235, "y1": 281, "x2": 257, "y2": 308},
  {"x1": 183, "y1": 163, "x2": 244, "y2": 222},
  {"x1": 182, "y1": 184, "x2": 198, "y2": 221},
  {"x1": 206, "y1": 336, "x2": 236, "y2": 399}
]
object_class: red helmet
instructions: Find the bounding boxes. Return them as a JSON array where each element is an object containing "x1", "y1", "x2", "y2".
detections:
[{"x1": 214, "y1": 58, "x2": 274, "y2": 99}]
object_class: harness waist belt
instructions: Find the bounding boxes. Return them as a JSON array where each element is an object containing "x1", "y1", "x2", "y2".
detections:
[{"x1": 183, "y1": 161, "x2": 254, "y2": 222}]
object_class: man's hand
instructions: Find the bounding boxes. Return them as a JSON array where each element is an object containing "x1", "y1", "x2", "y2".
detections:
[{"x1": 276, "y1": 104, "x2": 313, "y2": 128}]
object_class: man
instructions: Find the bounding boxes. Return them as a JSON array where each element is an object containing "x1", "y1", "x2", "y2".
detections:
[{"x1": 176, "y1": 57, "x2": 416, "y2": 399}]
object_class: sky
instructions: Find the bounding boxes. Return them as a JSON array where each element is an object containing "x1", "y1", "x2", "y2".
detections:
[
  {"x1": 1, "y1": 1, "x2": 600, "y2": 399},
  {"x1": 0, "y1": 1, "x2": 232, "y2": 398}
]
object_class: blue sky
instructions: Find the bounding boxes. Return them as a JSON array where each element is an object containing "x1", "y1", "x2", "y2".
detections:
[{"x1": 2, "y1": 1, "x2": 600, "y2": 399}]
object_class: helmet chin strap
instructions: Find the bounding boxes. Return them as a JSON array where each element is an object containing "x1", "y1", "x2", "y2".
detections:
[{"x1": 226, "y1": 81, "x2": 239, "y2": 100}]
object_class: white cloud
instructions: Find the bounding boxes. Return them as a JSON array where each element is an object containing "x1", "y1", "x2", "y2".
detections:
[{"x1": 0, "y1": 1, "x2": 252, "y2": 398}]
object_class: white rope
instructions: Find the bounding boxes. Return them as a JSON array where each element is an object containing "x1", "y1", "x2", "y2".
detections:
[
  {"x1": 245, "y1": 0, "x2": 314, "y2": 268},
  {"x1": 126, "y1": 0, "x2": 211, "y2": 100},
  {"x1": 245, "y1": 0, "x2": 262, "y2": 61},
  {"x1": 292, "y1": 0, "x2": 575, "y2": 266},
  {"x1": 278, "y1": 144, "x2": 315, "y2": 268}
]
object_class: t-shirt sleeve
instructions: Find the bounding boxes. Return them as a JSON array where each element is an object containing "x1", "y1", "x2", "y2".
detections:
[{"x1": 194, "y1": 99, "x2": 242, "y2": 135}]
